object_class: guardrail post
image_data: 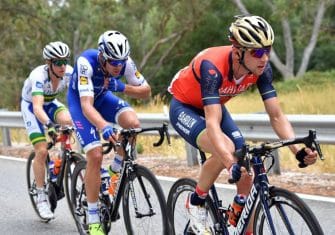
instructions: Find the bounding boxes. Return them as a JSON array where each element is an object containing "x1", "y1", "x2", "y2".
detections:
[
  {"x1": 185, "y1": 142, "x2": 199, "y2": 166},
  {"x1": 1, "y1": 127, "x2": 11, "y2": 146}
]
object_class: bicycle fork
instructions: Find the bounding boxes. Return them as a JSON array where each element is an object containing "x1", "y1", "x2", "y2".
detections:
[{"x1": 128, "y1": 168, "x2": 155, "y2": 218}]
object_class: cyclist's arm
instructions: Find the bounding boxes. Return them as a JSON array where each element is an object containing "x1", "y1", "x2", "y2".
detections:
[
  {"x1": 200, "y1": 59, "x2": 235, "y2": 169},
  {"x1": 257, "y1": 64, "x2": 299, "y2": 154},
  {"x1": 123, "y1": 57, "x2": 151, "y2": 99},
  {"x1": 263, "y1": 97, "x2": 300, "y2": 154},
  {"x1": 204, "y1": 104, "x2": 236, "y2": 168},
  {"x1": 32, "y1": 95, "x2": 50, "y2": 125},
  {"x1": 76, "y1": 56, "x2": 109, "y2": 130},
  {"x1": 123, "y1": 82, "x2": 151, "y2": 99}
]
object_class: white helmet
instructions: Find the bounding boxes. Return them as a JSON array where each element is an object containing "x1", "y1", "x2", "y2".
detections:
[
  {"x1": 229, "y1": 15, "x2": 274, "y2": 48},
  {"x1": 98, "y1": 30, "x2": 130, "y2": 60},
  {"x1": 43, "y1": 41, "x2": 70, "y2": 60}
]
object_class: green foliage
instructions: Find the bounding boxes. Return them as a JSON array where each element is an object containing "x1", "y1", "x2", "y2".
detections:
[
  {"x1": 0, "y1": 0, "x2": 334, "y2": 110},
  {"x1": 136, "y1": 143, "x2": 144, "y2": 154},
  {"x1": 272, "y1": 70, "x2": 335, "y2": 93}
]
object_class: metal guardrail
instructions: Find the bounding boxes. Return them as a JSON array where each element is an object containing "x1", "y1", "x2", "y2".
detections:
[{"x1": 1, "y1": 111, "x2": 335, "y2": 173}]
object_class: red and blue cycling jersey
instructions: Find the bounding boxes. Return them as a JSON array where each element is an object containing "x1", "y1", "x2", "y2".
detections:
[{"x1": 168, "y1": 46, "x2": 277, "y2": 109}]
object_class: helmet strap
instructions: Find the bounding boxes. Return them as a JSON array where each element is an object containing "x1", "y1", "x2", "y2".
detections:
[
  {"x1": 98, "y1": 52, "x2": 109, "y2": 76},
  {"x1": 49, "y1": 64, "x2": 63, "y2": 79},
  {"x1": 238, "y1": 49, "x2": 253, "y2": 74}
]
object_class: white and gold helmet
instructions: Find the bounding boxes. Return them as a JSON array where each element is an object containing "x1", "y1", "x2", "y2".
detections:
[{"x1": 229, "y1": 15, "x2": 274, "y2": 48}]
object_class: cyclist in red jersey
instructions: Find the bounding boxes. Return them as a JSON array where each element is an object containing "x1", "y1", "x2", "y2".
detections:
[{"x1": 168, "y1": 15, "x2": 318, "y2": 235}]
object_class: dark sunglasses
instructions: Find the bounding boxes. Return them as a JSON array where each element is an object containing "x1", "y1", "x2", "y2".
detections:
[
  {"x1": 52, "y1": 59, "x2": 69, "y2": 66},
  {"x1": 248, "y1": 47, "x2": 271, "y2": 58},
  {"x1": 107, "y1": 59, "x2": 127, "y2": 67}
]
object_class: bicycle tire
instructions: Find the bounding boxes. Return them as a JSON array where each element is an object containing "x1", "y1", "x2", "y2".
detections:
[
  {"x1": 253, "y1": 186, "x2": 324, "y2": 235},
  {"x1": 71, "y1": 160, "x2": 88, "y2": 235},
  {"x1": 26, "y1": 151, "x2": 52, "y2": 222},
  {"x1": 166, "y1": 178, "x2": 218, "y2": 235},
  {"x1": 63, "y1": 152, "x2": 85, "y2": 218},
  {"x1": 122, "y1": 164, "x2": 169, "y2": 235}
]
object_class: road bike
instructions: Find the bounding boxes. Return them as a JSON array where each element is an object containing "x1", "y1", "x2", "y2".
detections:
[
  {"x1": 26, "y1": 125, "x2": 85, "y2": 221},
  {"x1": 167, "y1": 129, "x2": 324, "y2": 234},
  {"x1": 71, "y1": 122, "x2": 171, "y2": 234}
]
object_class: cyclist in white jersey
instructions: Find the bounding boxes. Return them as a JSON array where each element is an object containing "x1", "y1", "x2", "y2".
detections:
[{"x1": 21, "y1": 41, "x2": 73, "y2": 220}]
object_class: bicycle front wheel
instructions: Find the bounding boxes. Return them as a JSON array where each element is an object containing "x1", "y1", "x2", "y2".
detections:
[
  {"x1": 64, "y1": 152, "x2": 85, "y2": 218},
  {"x1": 71, "y1": 160, "x2": 88, "y2": 235},
  {"x1": 166, "y1": 178, "x2": 218, "y2": 235},
  {"x1": 26, "y1": 151, "x2": 51, "y2": 221},
  {"x1": 254, "y1": 186, "x2": 324, "y2": 235},
  {"x1": 122, "y1": 164, "x2": 169, "y2": 235}
]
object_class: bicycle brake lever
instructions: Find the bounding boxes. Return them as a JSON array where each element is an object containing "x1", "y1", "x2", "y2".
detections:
[
  {"x1": 306, "y1": 130, "x2": 324, "y2": 161},
  {"x1": 314, "y1": 139, "x2": 324, "y2": 161}
]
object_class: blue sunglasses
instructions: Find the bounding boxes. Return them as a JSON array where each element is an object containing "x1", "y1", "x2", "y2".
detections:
[
  {"x1": 248, "y1": 47, "x2": 271, "y2": 58},
  {"x1": 108, "y1": 59, "x2": 127, "y2": 67}
]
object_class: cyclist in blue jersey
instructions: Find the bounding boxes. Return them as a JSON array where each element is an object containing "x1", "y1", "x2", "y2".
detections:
[
  {"x1": 67, "y1": 30, "x2": 151, "y2": 235},
  {"x1": 21, "y1": 41, "x2": 73, "y2": 220}
]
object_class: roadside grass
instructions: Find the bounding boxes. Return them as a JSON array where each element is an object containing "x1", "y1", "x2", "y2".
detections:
[{"x1": 1, "y1": 71, "x2": 334, "y2": 173}]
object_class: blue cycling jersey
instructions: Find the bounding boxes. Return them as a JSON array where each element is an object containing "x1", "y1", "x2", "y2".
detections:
[{"x1": 68, "y1": 49, "x2": 147, "y2": 152}]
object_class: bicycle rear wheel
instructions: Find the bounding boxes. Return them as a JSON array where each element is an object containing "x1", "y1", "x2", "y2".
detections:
[
  {"x1": 122, "y1": 164, "x2": 169, "y2": 235},
  {"x1": 26, "y1": 151, "x2": 52, "y2": 222},
  {"x1": 71, "y1": 160, "x2": 88, "y2": 235},
  {"x1": 166, "y1": 178, "x2": 218, "y2": 235},
  {"x1": 64, "y1": 152, "x2": 85, "y2": 218},
  {"x1": 254, "y1": 186, "x2": 324, "y2": 235}
]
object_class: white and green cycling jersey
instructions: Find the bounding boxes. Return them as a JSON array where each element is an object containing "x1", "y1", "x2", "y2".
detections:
[
  {"x1": 21, "y1": 64, "x2": 73, "y2": 144},
  {"x1": 21, "y1": 64, "x2": 73, "y2": 103}
]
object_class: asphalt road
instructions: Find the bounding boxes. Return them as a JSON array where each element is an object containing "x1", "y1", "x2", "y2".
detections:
[{"x1": 0, "y1": 156, "x2": 334, "y2": 234}]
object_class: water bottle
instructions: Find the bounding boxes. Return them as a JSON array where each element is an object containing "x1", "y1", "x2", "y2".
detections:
[
  {"x1": 48, "y1": 160, "x2": 57, "y2": 183},
  {"x1": 53, "y1": 158, "x2": 62, "y2": 175},
  {"x1": 100, "y1": 168, "x2": 110, "y2": 195},
  {"x1": 108, "y1": 170, "x2": 119, "y2": 197},
  {"x1": 228, "y1": 194, "x2": 246, "y2": 227}
]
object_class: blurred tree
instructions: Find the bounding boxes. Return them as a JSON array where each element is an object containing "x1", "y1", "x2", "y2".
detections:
[
  {"x1": 232, "y1": 0, "x2": 334, "y2": 80},
  {"x1": 0, "y1": 0, "x2": 334, "y2": 109}
]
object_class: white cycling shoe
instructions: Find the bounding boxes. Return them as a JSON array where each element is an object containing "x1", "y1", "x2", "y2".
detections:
[
  {"x1": 185, "y1": 193, "x2": 213, "y2": 235},
  {"x1": 36, "y1": 191, "x2": 54, "y2": 220},
  {"x1": 37, "y1": 200, "x2": 54, "y2": 220}
]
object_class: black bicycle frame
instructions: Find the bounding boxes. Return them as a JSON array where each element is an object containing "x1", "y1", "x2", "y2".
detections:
[
  {"x1": 204, "y1": 152, "x2": 277, "y2": 235},
  {"x1": 107, "y1": 123, "x2": 170, "y2": 222}
]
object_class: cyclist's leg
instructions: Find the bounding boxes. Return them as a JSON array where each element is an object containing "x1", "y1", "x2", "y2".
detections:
[
  {"x1": 51, "y1": 99, "x2": 73, "y2": 126},
  {"x1": 170, "y1": 98, "x2": 227, "y2": 193},
  {"x1": 170, "y1": 98, "x2": 215, "y2": 233},
  {"x1": 68, "y1": 93, "x2": 104, "y2": 226},
  {"x1": 215, "y1": 106, "x2": 254, "y2": 233},
  {"x1": 97, "y1": 91, "x2": 137, "y2": 127},
  {"x1": 21, "y1": 99, "x2": 54, "y2": 219},
  {"x1": 21, "y1": 100, "x2": 49, "y2": 188},
  {"x1": 97, "y1": 91, "x2": 138, "y2": 167}
]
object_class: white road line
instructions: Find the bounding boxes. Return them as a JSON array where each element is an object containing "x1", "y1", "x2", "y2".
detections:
[{"x1": 2, "y1": 155, "x2": 334, "y2": 203}]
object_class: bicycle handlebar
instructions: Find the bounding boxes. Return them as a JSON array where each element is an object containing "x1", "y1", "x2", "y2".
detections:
[
  {"x1": 228, "y1": 129, "x2": 324, "y2": 184},
  {"x1": 47, "y1": 125, "x2": 75, "y2": 150},
  {"x1": 102, "y1": 122, "x2": 171, "y2": 155}
]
